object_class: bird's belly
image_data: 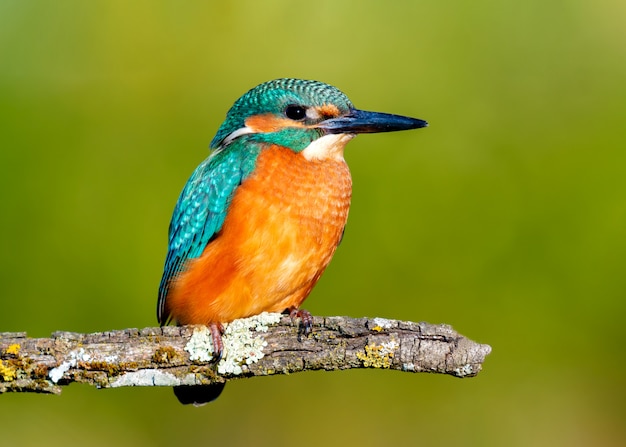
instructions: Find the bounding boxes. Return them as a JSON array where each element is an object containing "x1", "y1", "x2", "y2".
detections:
[{"x1": 167, "y1": 145, "x2": 352, "y2": 325}]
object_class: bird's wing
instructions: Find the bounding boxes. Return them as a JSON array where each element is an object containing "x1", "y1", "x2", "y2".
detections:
[{"x1": 157, "y1": 149, "x2": 249, "y2": 325}]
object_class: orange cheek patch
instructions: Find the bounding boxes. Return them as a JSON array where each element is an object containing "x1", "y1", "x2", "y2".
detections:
[
  {"x1": 245, "y1": 114, "x2": 305, "y2": 132},
  {"x1": 317, "y1": 104, "x2": 341, "y2": 119}
]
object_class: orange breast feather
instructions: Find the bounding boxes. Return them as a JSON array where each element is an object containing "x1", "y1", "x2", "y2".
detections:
[{"x1": 165, "y1": 145, "x2": 352, "y2": 325}]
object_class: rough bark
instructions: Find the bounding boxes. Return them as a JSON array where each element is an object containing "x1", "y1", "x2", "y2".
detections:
[{"x1": 0, "y1": 314, "x2": 491, "y2": 395}]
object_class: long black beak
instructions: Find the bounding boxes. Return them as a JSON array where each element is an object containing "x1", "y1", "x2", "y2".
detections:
[{"x1": 319, "y1": 108, "x2": 427, "y2": 134}]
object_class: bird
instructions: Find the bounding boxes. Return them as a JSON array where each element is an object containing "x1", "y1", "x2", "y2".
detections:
[{"x1": 157, "y1": 78, "x2": 427, "y2": 405}]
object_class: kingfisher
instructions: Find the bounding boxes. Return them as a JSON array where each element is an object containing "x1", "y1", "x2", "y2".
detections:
[{"x1": 157, "y1": 78, "x2": 427, "y2": 405}]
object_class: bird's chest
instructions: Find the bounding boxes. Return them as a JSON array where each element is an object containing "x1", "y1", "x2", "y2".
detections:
[{"x1": 222, "y1": 145, "x2": 352, "y2": 290}]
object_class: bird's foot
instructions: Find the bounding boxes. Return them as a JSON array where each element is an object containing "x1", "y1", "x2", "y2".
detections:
[
  {"x1": 208, "y1": 322, "x2": 225, "y2": 362},
  {"x1": 171, "y1": 322, "x2": 225, "y2": 405},
  {"x1": 287, "y1": 307, "x2": 313, "y2": 340}
]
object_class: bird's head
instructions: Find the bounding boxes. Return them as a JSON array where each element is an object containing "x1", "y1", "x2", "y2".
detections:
[{"x1": 210, "y1": 78, "x2": 427, "y2": 159}]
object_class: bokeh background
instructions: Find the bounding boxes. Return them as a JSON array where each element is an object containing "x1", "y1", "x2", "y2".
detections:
[{"x1": 1, "y1": 1, "x2": 625, "y2": 446}]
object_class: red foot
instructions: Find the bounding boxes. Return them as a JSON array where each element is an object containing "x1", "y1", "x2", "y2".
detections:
[
  {"x1": 209, "y1": 322, "x2": 224, "y2": 362},
  {"x1": 287, "y1": 307, "x2": 313, "y2": 337}
]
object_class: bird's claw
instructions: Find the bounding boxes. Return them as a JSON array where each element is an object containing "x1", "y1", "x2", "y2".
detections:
[
  {"x1": 209, "y1": 322, "x2": 225, "y2": 362},
  {"x1": 287, "y1": 307, "x2": 313, "y2": 340}
]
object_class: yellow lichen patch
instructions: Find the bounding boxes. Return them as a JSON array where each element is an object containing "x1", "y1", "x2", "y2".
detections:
[
  {"x1": 32, "y1": 364, "x2": 49, "y2": 378},
  {"x1": 78, "y1": 361, "x2": 117, "y2": 376},
  {"x1": 77, "y1": 360, "x2": 141, "y2": 376},
  {"x1": 152, "y1": 346, "x2": 181, "y2": 364},
  {"x1": 356, "y1": 339, "x2": 399, "y2": 369},
  {"x1": 5, "y1": 344, "x2": 21, "y2": 356},
  {"x1": 0, "y1": 360, "x2": 17, "y2": 381},
  {"x1": 372, "y1": 325, "x2": 383, "y2": 333}
]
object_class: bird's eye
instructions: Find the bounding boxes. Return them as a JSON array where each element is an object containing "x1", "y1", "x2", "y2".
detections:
[{"x1": 285, "y1": 105, "x2": 307, "y2": 121}]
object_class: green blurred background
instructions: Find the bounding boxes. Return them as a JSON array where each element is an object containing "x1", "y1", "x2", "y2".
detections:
[{"x1": 1, "y1": 1, "x2": 625, "y2": 445}]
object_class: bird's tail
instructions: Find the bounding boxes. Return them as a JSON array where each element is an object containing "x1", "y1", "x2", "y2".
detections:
[{"x1": 173, "y1": 383, "x2": 226, "y2": 406}]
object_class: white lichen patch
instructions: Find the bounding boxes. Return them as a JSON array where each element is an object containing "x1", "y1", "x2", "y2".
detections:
[
  {"x1": 454, "y1": 364, "x2": 475, "y2": 377},
  {"x1": 379, "y1": 339, "x2": 399, "y2": 356},
  {"x1": 49, "y1": 348, "x2": 120, "y2": 383},
  {"x1": 110, "y1": 369, "x2": 181, "y2": 388},
  {"x1": 49, "y1": 361, "x2": 72, "y2": 383},
  {"x1": 185, "y1": 327, "x2": 217, "y2": 362},
  {"x1": 372, "y1": 317, "x2": 394, "y2": 329},
  {"x1": 402, "y1": 362, "x2": 416, "y2": 372},
  {"x1": 217, "y1": 312, "x2": 282, "y2": 375},
  {"x1": 49, "y1": 348, "x2": 94, "y2": 383},
  {"x1": 183, "y1": 312, "x2": 282, "y2": 375}
]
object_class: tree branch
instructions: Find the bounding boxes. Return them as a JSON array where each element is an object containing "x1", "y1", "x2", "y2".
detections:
[{"x1": 0, "y1": 314, "x2": 491, "y2": 395}]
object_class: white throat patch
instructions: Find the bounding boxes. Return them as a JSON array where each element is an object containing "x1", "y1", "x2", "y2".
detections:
[{"x1": 301, "y1": 133, "x2": 355, "y2": 161}]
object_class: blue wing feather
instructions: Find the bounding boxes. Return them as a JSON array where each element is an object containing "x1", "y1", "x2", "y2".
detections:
[{"x1": 157, "y1": 143, "x2": 260, "y2": 324}]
